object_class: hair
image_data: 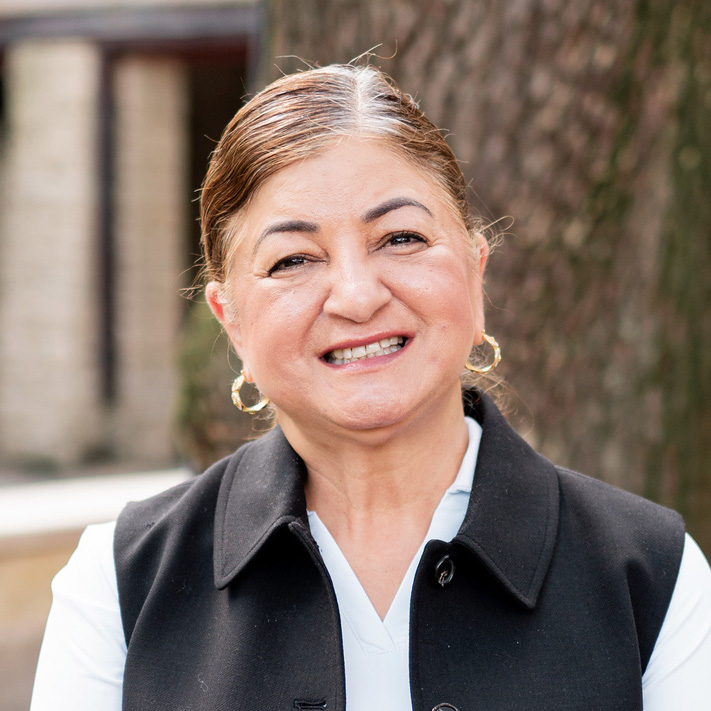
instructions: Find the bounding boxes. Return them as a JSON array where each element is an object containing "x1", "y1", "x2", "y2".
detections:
[{"x1": 199, "y1": 63, "x2": 484, "y2": 286}]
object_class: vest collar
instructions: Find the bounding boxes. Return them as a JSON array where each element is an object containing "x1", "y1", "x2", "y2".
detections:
[
  {"x1": 213, "y1": 425, "x2": 309, "y2": 589},
  {"x1": 455, "y1": 390, "x2": 559, "y2": 608},
  {"x1": 214, "y1": 391, "x2": 560, "y2": 609}
]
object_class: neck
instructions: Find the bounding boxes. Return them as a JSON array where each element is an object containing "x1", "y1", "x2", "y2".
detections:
[
  {"x1": 276, "y1": 387, "x2": 469, "y2": 618},
  {"x1": 280, "y1": 387, "x2": 468, "y2": 514}
]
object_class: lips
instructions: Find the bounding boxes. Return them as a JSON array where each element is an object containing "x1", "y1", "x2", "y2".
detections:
[{"x1": 325, "y1": 336, "x2": 406, "y2": 365}]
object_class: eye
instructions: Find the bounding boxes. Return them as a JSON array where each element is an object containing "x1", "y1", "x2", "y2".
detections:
[
  {"x1": 383, "y1": 230, "x2": 428, "y2": 249},
  {"x1": 268, "y1": 254, "x2": 312, "y2": 275}
]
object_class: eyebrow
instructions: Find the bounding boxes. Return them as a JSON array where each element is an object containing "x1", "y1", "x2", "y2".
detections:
[
  {"x1": 254, "y1": 219, "x2": 319, "y2": 253},
  {"x1": 362, "y1": 197, "x2": 433, "y2": 223},
  {"x1": 253, "y1": 198, "x2": 433, "y2": 253}
]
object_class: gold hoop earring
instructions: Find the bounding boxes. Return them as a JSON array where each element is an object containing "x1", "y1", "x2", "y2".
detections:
[
  {"x1": 465, "y1": 331, "x2": 502, "y2": 374},
  {"x1": 231, "y1": 371, "x2": 270, "y2": 413}
]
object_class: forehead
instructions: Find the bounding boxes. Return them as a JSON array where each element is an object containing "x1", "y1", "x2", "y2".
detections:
[{"x1": 237, "y1": 138, "x2": 465, "y2": 231}]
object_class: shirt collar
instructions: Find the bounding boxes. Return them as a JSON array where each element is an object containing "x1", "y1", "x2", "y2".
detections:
[
  {"x1": 445, "y1": 415, "x2": 481, "y2": 496},
  {"x1": 213, "y1": 390, "x2": 560, "y2": 609}
]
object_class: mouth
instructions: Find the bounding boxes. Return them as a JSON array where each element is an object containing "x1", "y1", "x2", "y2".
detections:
[{"x1": 324, "y1": 336, "x2": 407, "y2": 365}]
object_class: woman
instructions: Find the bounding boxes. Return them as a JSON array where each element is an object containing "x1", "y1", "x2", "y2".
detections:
[{"x1": 32, "y1": 64, "x2": 711, "y2": 711}]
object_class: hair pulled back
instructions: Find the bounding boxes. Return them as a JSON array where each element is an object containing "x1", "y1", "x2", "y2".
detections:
[{"x1": 200, "y1": 63, "x2": 477, "y2": 284}]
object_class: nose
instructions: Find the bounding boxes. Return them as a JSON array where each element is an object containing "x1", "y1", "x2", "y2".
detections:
[{"x1": 323, "y1": 253, "x2": 392, "y2": 323}]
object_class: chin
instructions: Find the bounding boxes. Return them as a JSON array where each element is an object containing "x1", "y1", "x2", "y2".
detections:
[{"x1": 321, "y1": 394, "x2": 424, "y2": 433}]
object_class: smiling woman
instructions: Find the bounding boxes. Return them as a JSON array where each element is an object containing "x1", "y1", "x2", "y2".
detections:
[
  {"x1": 31, "y1": 64, "x2": 711, "y2": 711},
  {"x1": 206, "y1": 138, "x2": 485, "y2": 446}
]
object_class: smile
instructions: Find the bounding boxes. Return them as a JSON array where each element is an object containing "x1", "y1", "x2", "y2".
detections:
[{"x1": 325, "y1": 336, "x2": 406, "y2": 365}]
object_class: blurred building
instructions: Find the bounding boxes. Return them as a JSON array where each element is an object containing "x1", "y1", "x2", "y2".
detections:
[{"x1": 0, "y1": 0, "x2": 259, "y2": 469}]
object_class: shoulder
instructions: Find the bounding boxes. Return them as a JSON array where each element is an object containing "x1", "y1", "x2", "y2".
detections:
[
  {"x1": 553, "y1": 464, "x2": 685, "y2": 579},
  {"x1": 113, "y1": 428, "x2": 305, "y2": 642},
  {"x1": 53, "y1": 521, "x2": 120, "y2": 604},
  {"x1": 554, "y1": 464, "x2": 684, "y2": 545},
  {"x1": 113, "y1": 444, "x2": 253, "y2": 638},
  {"x1": 117, "y1": 454, "x2": 232, "y2": 527},
  {"x1": 115, "y1": 442, "x2": 255, "y2": 549}
]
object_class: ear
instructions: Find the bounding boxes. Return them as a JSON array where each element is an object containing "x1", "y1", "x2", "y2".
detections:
[
  {"x1": 205, "y1": 281, "x2": 253, "y2": 381},
  {"x1": 470, "y1": 234, "x2": 489, "y2": 346}
]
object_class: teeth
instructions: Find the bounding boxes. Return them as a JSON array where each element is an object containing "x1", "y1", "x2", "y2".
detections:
[{"x1": 328, "y1": 337, "x2": 405, "y2": 365}]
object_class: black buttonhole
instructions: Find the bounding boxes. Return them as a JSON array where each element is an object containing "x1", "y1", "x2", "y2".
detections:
[{"x1": 294, "y1": 699, "x2": 328, "y2": 710}]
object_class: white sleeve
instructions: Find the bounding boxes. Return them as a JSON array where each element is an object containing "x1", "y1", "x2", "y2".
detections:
[
  {"x1": 30, "y1": 521, "x2": 126, "y2": 711},
  {"x1": 642, "y1": 533, "x2": 711, "y2": 710}
]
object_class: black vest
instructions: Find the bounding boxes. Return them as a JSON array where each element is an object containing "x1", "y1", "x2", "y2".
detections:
[{"x1": 115, "y1": 391, "x2": 684, "y2": 711}]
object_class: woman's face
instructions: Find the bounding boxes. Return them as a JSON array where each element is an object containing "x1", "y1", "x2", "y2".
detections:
[{"x1": 208, "y1": 139, "x2": 487, "y2": 439}]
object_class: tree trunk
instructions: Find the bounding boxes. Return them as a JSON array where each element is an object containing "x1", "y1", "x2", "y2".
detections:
[{"x1": 264, "y1": 0, "x2": 711, "y2": 552}]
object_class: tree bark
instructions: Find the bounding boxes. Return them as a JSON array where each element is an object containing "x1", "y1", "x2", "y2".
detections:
[{"x1": 264, "y1": 0, "x2": 711, "y2": 551}]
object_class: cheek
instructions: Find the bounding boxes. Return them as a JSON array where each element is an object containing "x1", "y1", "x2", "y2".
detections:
[
  {"x1": 393, "y1": 260, "x2": 479, "y2": 328},
  {"x1": 236, "y1": 284, "x2": 321, "y2": 366}
]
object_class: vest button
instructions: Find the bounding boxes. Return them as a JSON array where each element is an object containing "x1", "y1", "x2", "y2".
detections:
[
  {"x1": 432, "y1": 704, "x2": 459, "y2": 711},
  {"x1": 434, "y1": 554, "x2": 455, "y2": 587}
]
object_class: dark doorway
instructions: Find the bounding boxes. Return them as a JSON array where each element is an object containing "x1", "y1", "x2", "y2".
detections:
[{"x1": 187, "y1": 52, "x2": 249, "y2": 282}]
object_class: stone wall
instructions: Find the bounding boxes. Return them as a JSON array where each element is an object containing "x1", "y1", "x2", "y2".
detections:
[
  {"x1": 112, "y1": 56, "x2": 189, "y2": 464},
  {"x1": 0, "y1": 40, "x2": 102, "y2": 467}
]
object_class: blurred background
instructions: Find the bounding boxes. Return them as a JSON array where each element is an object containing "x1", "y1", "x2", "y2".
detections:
[{"x1": 0, "y1": 0, "x2": 709, "y2": 708}]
